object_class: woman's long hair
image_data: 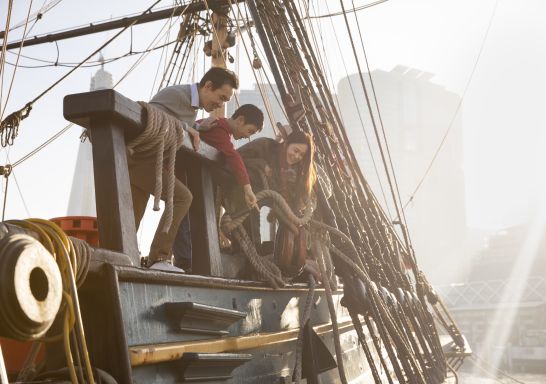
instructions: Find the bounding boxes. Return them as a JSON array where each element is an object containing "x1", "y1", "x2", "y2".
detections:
[{"x1": 279, "y1": 131, "x2": 316, "y2": 208}]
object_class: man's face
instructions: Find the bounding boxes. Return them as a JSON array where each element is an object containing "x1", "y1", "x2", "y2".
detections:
[
  {"x1": 200, "y1": 81, "x2": 234, "y2": 112},
  {"x1": 232, "y1": 116, "x2": 259, "y2": 139}
]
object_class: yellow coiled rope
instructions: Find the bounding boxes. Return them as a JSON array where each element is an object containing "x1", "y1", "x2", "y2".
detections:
[{"x1": 8, "y1": 219, "x2": 94, "y2": 384}]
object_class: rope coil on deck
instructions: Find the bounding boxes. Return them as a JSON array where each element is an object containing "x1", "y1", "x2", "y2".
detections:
[{"x1": 2, "y1": 219, "x2": 95, "y2": 384}]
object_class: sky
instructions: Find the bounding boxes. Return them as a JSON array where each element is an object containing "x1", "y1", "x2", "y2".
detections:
[{"x1": 1, "y1": 0, "x2": 545, "y2": 255}]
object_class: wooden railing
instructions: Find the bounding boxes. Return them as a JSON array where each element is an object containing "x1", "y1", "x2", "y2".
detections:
[{"x1": 64, "y1": 89, "x2": 223, "y2": 276}]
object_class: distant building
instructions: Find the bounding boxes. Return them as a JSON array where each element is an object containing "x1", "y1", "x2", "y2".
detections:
[
  {"x1": 337, "y1": 66, "x2": 466, "y2": 284},
  {"x1": 67, "y1": 56, "x2": 113, "y2": 216}
]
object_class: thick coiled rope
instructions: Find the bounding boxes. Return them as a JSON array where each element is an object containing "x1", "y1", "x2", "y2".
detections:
[
  {"x1": 126, "y1": 102, "x2": 185, "y2": 233},
  {"x1": 221, "y1": 189, "x2": 315, "y2": 288},
  {"x1": 221, "y1": 189, "x2": 314, "y2": 235},
  {"x1": 223, "y1": 215, "x2": 286, "y2": 288},
  {"x1": 6, "y1": 219, "x2": 95, "y2": 384}
]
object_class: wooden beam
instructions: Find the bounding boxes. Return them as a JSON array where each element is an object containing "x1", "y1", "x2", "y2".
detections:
[
  {"x1": 3, "y1": 0, "x2": 246, "y2": 49},
  {"x1": 64, "y1": 89, "x2": 222, "y2": 161}
]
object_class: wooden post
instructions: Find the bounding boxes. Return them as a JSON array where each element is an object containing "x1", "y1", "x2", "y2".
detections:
[
  {"x1": 89, "y1": 117, "x2": 139, "y2": 262},
  {"x1": 64, "y1": 90, "x2": 142, "y2": 265},
  {"x1": 179, "y1": 157, "x2": 222, "y2": 277}
]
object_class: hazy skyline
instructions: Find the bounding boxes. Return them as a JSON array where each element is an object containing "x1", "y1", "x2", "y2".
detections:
[{"x1": 0, "y1": 0, "x2": 544, "y2": 242}]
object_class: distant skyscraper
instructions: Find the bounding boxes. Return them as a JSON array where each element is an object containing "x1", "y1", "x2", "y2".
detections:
[
  {"x1": 337, "y1": 66, "x2": 466, "y2": 283},
  {"x1": 67, "y1": 56, "x2": 113, "y2": 216}
]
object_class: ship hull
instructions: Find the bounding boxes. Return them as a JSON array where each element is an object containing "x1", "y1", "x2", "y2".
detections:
[{"x1": 72, "y1": 263, "x2": 382, "y2": 383}]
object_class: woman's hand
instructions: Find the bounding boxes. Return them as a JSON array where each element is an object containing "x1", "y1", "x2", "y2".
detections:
[
  {"x1": 243, "y1": 184, "x2": 259, "y2": 212},
  {"x1": 187, "y1": 126, "x2": 200, "y2": 151}
]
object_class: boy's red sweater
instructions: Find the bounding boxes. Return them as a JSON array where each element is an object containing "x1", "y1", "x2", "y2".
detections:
[{"x1": 198, "y1": 118, "x2": 250, "y2": 186}]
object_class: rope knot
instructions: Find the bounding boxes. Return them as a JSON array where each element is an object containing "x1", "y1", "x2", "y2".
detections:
[{"x1": 0, "y1": 164, "x2": 13, "y2": 178}]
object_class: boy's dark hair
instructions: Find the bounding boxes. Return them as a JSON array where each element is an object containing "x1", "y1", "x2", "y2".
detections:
[
  {"x1": 199, "y1": 67, "x2": 239, "y2": 90},
  {"x1": 232, "y1": 104, "x2": 264, "y2": 131}
]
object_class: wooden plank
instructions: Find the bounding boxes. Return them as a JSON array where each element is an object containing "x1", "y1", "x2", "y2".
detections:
[
  {"x1": 63, "y1": 89, "x2": 222, "y2": 162},
  {"x1": 129, "y1": 319, "x2": 355, "y2": 367}
]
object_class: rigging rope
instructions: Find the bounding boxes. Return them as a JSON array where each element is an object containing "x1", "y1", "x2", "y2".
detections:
[
  {"x1": 0, "y1": 0, "x2": 163, "y2": 148},
  {"x1": 0, "y1": 0, "x2": 63, "y2": 38},
  {"x1": 0, "y1": 0, "x2": 34, "y2": 123},
  {"x1": 403, "y1": 0, "x2": 500, "y2": 211},
  {"x1": 305, "y1": 0, "x2": 390, "y2": 19},
  {"x1": 338, "y1": 0, "x2": 412, "y2": 253},
  {"x1": 0, "y1": 0, "x2": 15, "y2": 108},
  {"x1": 3, "y1": 41, "x2": 176, "y2": 69},
  {"x1": 8, "y1": 7, "x2": 184, "y2": 171},
  {"x1": 320, "y1": 0, "x2": 393, "y2": 218},
  {"x1": 229, "y1": 2, "x2": 278, "y2": 131}
]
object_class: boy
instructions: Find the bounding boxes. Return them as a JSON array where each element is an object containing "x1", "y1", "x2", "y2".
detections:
[{"x1": 173, "y1": 104, "x2": 264, "y2": 270}]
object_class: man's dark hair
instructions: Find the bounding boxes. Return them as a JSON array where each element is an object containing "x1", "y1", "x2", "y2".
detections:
[
  {"x1": 232, "y1": 104, "x2": 264, "y2": 131},
  {"x1": 199, "y1": 67, "x2": 239, "y2": 90}
]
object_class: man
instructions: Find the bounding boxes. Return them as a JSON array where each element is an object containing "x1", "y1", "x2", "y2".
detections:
[{"x1": 129, "y1": 67, "x2": 239, "y2": 271}]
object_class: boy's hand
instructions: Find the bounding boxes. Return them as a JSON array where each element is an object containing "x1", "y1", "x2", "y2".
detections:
[
  {"x1": 187, "y1": 127, "x2": 200, "y2": 151},
  {"x1": 198, "y1": 116, "x2": 218, "y2": 131},
  {"x1": 243, "y1": 184, "x2": 259, "y2": 212}
]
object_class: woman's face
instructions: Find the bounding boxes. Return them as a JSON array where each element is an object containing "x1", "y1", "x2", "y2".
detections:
[{"x1": 286, "y1": 143, "x2": 308, "y2": 165}]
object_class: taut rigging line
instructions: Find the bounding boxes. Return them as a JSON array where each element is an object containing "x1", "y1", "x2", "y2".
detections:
[
  {"x1": 402, "y1": 0, "x2": 499, "y2": 211},
  {"x1": 1, "y1": 0, "x2": 35, "y2": 123},
  {"x1": 0, "y1": 0, "x2": 64, "y2": 39},
  {"x1": 306, "y1": 0, "x2": 390, "y2": 20},
  {"x1": 0, "y1": 0, "x2": 163, "y2": 148},
  {"x1": 338, "y1": 0, "x2": 413, "y2": 255}
]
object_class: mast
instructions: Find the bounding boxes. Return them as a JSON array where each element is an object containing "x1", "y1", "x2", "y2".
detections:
[{"x1": 209, "y1": 4, "x2": 230, "y2": 118}]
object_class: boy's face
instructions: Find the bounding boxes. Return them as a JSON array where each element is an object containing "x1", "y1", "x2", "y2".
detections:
[{"x1": 232, "y1": 116, "x2": 259, "y2": 139}]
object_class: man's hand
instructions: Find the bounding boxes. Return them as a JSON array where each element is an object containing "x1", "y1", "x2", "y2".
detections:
[
  {"x1": 198, "y1": 116, "x2": 219, "y2": 131},
  {"x1": 187, "y1": 126, "x2": 200, "y2": 151},
  {"x1": 243, "y1": 184, "x2": 259, "y2": 212}
]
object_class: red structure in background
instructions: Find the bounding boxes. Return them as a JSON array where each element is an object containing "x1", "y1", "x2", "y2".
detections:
[{"x1": 50, "y1": 216, "x2": 99, "y2": 247}]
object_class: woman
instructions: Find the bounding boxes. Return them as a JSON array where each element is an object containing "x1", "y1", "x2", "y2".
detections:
[{"x1": 221, "y1": 130, "x2": 317, "y2": 276}]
